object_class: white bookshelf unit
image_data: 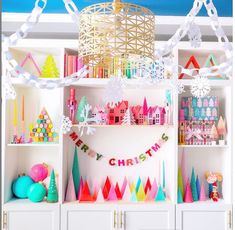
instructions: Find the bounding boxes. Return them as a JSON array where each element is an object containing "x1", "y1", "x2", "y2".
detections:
[{"x1": 1, "y1": 39, "x2": 233, "y2": 230}]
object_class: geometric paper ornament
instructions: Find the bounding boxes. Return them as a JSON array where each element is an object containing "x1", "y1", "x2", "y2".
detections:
[
  {"x1": 196, "y1": 175, "x2": 200, "y2": 200},
  {"x1": 92, "y1": 180, "x2": 99, "y2": 201},
  {"x1": 155, "y1": 185, "x2": 166, "y2": 201},
  {"x1": 190, "y1": 168, "x2": 198, "y2": 201},
  {"x1": 178, "y1": 187, "x2": 183, "y2": 203},
  {"x1": 145, "y1": 190, "x2": 153, "y2": 201},
  {"x1": 79, "y1": 181, "x2": 93, "y2": 202},
  {"x1": 115, "y1": 183, "x2": 122, "y2": 200},
  {"x1": 136, "y1": 184, "x2": 145, "y2": 201},
  {"x1": 184, "y1": 178, "x2": 193, "y2": 203},
  {"x1": 130, "y1": 182, "x2": 136, "y2": 193},
  {"x1": 144, "y1": 177, "x2": 152, "y2": 194},
  {"x1": 31, "y1": 107, "x2": 57, "y2": 142},
  {"x1": 121, "y1": 177, "x2": 128, "y2": 196},
  {"x1": 136, "y1": 177, "x2": 142, "y2": 193},
  {"x1": 122, "y1": 184, "x2": 132, "y2": 202},
  {"x1": 107, "y1": 184, "x2": 117, "y2": 201},
  {"x1": 96, "y1": 188, "x2": 105, "y2": 202},
  {"x1": 178, "y1": 167, "x2": 184, "y2": 198},
  {"x1": 150, "y1": 179, "x2": 158, "y2": 199},
  {"x1": 77, "y1": 176, "x2": 83, "y2": 200},
  {"x1": 65, "y1": 170, "x2": 77, "y2": 202},
  {"x1": 130, "y1": 190, "x2": 138, "y2": 202},
  {"x1": 72, "y1": 147, "x2": 80, "y2": 195},
  {"x1": 103, "y1": 177, "x2": 111, "y2": 200},
  {"x1": 199, "y1": 183, "x2": 206, "y2": 201}
]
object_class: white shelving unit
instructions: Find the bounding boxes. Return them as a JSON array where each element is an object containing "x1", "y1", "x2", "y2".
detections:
[{"x1": 1, "y1": 39, "x2": 233, "y2": 230}]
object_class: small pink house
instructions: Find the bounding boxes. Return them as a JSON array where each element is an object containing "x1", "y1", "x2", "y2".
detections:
[
  {"x1": 92, "y1": 106, "x2": 107, "y2": 124},
  {"x1": 131, "y1": 105, "x2": 144, "y2": 124},
  {"x1": 148, "y1": 106, "x2": 166, "y2": 125},
  {"x1": 107, "y1": 101, "x2": 128, "y2": 125}
]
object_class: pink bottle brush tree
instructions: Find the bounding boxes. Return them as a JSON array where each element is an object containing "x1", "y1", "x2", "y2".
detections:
[{"x1": 217, "y1": 116, "x2": 226, "y2": 145}]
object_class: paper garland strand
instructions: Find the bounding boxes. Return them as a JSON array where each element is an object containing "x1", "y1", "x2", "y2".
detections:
[{"x1": 69, "y1": 130, "x2": 169, "y2": 167}]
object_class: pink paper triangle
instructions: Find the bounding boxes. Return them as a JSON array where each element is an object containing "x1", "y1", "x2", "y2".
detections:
[
  {"x1": 150, "y1": 178, "x2": 158, "y2": 199},
  {"x1": 122, "y1": 184, "x2": 131, "y2": 201},
  {"x1": 65, "y1": 171, "x2": 77, "y2": 202},
  {"x1": 145, "y1": 190, "x2": 153, "y2": 201},
  {"x1": 77, "y1": 176, "x2": 83, "y2": 200},
  {"x1": 199, "y1": 183, "x2": 206, "y2": 201},
  {"x1": 121, "y1": 177, "x2": 128, "y2": 196},
  {"x1": 96, "y1": 188, "x2": 105, "y2": 202},
  {"x1": 107, "y1": 184, "x2": 117, "y2": 201}
]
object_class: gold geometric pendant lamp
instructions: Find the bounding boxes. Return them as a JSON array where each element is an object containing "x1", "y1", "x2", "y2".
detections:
[{"x1": 78, "y1": 0, "x2": 155, "y2": 76}]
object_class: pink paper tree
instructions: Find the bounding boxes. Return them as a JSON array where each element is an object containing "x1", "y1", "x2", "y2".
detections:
[
  {"x1": 107, "y1": 184, "x2": 117, "y2": 201},
  {"x1": 184, "y1": 178, "x2": 193, "y2": 203},
  {"x1": 65, "y1": 171, "x2": 77, "y2": 202},
  {"x1": 143, "y1": 97, "x2": 148, "y2": 116},
  {"x1": 150, "y1": 179, "x2": 158, "y2": 199},
  {"x1": 217, "y1": 116, "x2": 226, "y2": 140},
  {"x1": 199, "y1": 183, "x2": 206, "y2": 201}
]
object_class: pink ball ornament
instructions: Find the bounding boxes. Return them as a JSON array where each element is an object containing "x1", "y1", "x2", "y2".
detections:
[{"x1": 30, "y1": 163, "x2": 48, "y2": 182}]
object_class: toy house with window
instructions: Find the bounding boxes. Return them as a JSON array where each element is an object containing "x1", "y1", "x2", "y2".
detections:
[
  {"x1": 132, "y1": 105, "x2": 144, "y2": 124},
  {"x1": 92, "y1": 106, "x2": 107, "y2": 125},
  {"x1": 107, "y1": 101, "x2": 129, "y2": 125}
]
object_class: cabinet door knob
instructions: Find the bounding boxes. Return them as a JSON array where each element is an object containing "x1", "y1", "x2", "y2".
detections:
[
  {"x1": 114, "y1": 210, "x2": 117, "y2": 229},
  {"x1": 2, "y1": 211, "x2": 7, "y2": 230}
]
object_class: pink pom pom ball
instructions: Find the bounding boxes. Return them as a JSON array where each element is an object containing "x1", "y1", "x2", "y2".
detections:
[{"x1": 29, "y1": 163, "x2": 48, "y2": 182}]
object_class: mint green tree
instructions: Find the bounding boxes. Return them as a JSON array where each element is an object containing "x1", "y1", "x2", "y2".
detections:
[
  {"x1": 76, "y1": 96, "x2": 87, "y2": 122},
  {"x1": 47, "y1": 169, "x2": 58, "y2": 203}
]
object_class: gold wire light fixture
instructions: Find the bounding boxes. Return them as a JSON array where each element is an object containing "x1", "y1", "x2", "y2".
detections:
[{"x1": 78, "y1": 0, "x2": 155, "y2": 78}]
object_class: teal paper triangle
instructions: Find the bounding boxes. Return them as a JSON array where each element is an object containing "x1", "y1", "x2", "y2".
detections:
[
  {"x1": 130, "y1": 191, "x2": 138, "y2": 202},
  {"x1": 178, "y1": 187, "x2": 183, "y2": 203},
  {"x1": 72, "y1": 146, "x2": 80, "y2": 195},
  {"x1": 135, "y1": 177, "x2": 141, "y2": 193},
  {"x1": 155, "y1": 185, "x2": 166, "y2": 201}
]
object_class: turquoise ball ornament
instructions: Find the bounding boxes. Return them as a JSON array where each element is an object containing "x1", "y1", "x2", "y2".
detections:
[
  {"x1": 12, "y1": 175, "x2": 34, "y2": 198},
  {"x1": 28, "y1": 183, "x2": 46, "y2": 202}
]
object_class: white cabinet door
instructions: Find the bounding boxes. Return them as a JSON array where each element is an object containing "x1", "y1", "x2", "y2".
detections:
[
  {"x1": 176, "y1": 204, "x2": 232, "y2": 230},
  {"x1": 120, "y1": 204, "x2": 175, "y2": 230},
  {"x1": 3, "y1": 207, "x2": 59, "y2": 230},
  {"x1": 61, "y1": 204, "x2": 115, "y2": 230}
]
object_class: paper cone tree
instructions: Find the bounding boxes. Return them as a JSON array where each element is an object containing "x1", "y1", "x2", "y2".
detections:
[
  {"x1": 121, "y1": 177, "x2": 128, "y2": 196},
  {"x1": 76, "y1": 96, "x2": 87, "y2": 123},
  {"x1": 178, "y1": 168, "x2": 184, "y2": 198},
  {"x1": 122, "y1": 184, "x2": 132, "y2": 201},
  {"x1": 184, "y1": 179, "x2": 193, "y2": 203},
  {"x1": 143, "y1": 97, "x2": 148, "y2": 116},
  {"x1": 79, "y1": 181, "x2": 93, "y2": 202},
  {"x1": 72, "y1": 147, "x2": 80, "y2": 195},
  {"x1": 122, "y1": 108, "x2": 136, "y2": 125},
  {"x1": 144, "y1": 177, "x2": 152, "y2": 194},
  {"x1": 103, "y1": 177, "x2": 111, "y2": 200},
  {"x1": 136, "y1": 184, "x2": 145, "y2": 201},
  {"x1": 31, "y1": 107, "x2": 57, "y2": 142},
  {"x1": 130, "y1": 182, "x2": 136, "y2": 193},
  {"x1": 190, "y1": 168, "x2": 198, "y2": 201},
  {"x1": 211, "y1": 123, "x2": 219, "y2": 141},
  {"x1": 145, "y1": 190, "x2": 153, "y2": 201},
  {"x1": 199, "y1": 183, "x2": 206, "y2": 201},
  {"x1": 130, "y1": 191, "x2": 138, "y2": 202},
  {"x1": 115, "y1": 183, "x2": 122, "y2": 200},
  {"x1": 181, "y1": 148, "x2": 187, "y2": 187},
  {"x1": 217, "y1": 116, "x2": 226, "y2": 140},
  {"x1": 107, "y1": 184, "x2": 117, "y2": 201},
  {"x1": 155, "y1": 185, "x2": 166, "y2": 201},
  {"x1": 150, "y1": 179, "x2": 158, "y2": 199},
  {"x1": 96, "y1": 188, "x2": 105, "y2": 202},
  {"x1": 40, "y1": 55, "x2": 59, "y2": 78},
  {"x1": 92, "y1": 180, "x2": 99, "y2": 201},
  {"x1": 65, "y1": 171, "x2": 76, "y2": 202},
  {"x1": 178, "y1": 187, "x2": 183, "y2": 203},
  {"x1": 47, "y1": 169, "x2": 58, "y2": 203},
  {"x1": 77, "y1": 176, "x2": 83, "y2": 200},
  {"x1": 196, "y1": 175, "x2": 200, "y2": 200},
  {"x1": 136, "y1": 177, "x2": 142, "y2": 193}
]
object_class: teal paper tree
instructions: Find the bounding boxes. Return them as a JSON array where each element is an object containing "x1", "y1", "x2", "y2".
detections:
[
  {"x1": 196, "y1": 175, "x2": 200, "y2": 200},
  {"x1": 72, "y1": 147, "x2": 80, "y2": 195},
  {"x1": 178, "y1": 187, "x2": 183, "y2": 203},
  {"x1": 47, "y1": 169, "x2": 58, "y2": 203},
  {"x1": 155, "y1": 185, "x2": 166, "y2": 201},
  {"x1": 76, "y1": 96, "x2": 87, "y2": 122},
  {"x1": 190, "y1": 168, "x2": 198, "y2": 201}
]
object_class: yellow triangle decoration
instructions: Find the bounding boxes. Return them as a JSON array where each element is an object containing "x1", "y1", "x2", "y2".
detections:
[
  {"x1": 130, "y1": 182, "x2": 136, "y2": 193},
  {"x1": 136, "y1": 184, "x2": 145, "y2": 201}
]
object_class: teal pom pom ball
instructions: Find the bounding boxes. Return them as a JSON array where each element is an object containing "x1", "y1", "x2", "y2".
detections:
[
  {"x1": 12, "y1": 175, "x2": 34, "y2": 198},
  {"x1": 28, "y1": 183, "x2": 46, "y2": 202}
]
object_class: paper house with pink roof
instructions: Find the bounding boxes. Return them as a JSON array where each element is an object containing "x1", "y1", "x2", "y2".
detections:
[
  {"x1": 132, "y1": 105, "x2": 144, "y2": 125},
  {"x1": 107, "y1": 101, "x2": 128, "y2": 125},
  {"x1": 147, "y1": 107, "x2": 154, "y2": 125},
  {"x1": 92, "y1": 106, "x2": 107, "y2": 124},
  {"x1": 155, "y1": 107, "x2": 166, "y2": 125}
]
